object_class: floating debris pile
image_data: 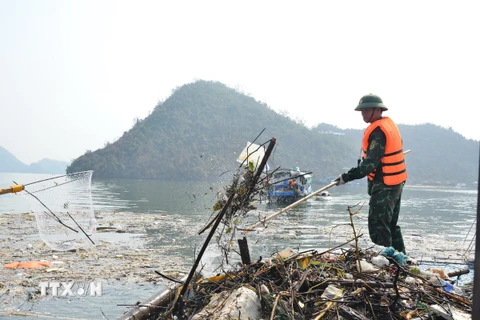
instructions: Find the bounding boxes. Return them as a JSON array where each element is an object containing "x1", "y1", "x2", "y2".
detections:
[{"x1": 152, "y1": 245, "x2": 472, "y2": 319}]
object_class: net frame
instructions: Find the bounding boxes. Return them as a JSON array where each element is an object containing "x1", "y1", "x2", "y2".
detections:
[{"x1": 20, "y1": 170, "x2": 96, "y2": 251}]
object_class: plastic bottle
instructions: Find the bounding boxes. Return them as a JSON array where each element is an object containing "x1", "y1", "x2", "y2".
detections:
[{"x1": 371, "y1": 255, "x2": 389, "y2": 267}]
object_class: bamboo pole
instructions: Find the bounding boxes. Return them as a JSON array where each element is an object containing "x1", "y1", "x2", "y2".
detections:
[
  {"x1": 244, "y1": 149, "x2": 411, "y2": 232},
  {"x1": 171, "y1": 138, "x2": 277, "y2": 319},
  {"x1": 244, "y1": 181, "x2": 337, "y2": 232},
  {"x1": 0, "y1": 184, "x2": 24, "y2": 195},
  {"x1": 118, "y1": 274, "x2": 195, "y2": 320}
]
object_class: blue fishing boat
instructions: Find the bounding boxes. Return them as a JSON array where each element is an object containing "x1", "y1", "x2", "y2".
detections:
[{"x1": 265, "y1": 167, "x2": 312, "y2": 205}]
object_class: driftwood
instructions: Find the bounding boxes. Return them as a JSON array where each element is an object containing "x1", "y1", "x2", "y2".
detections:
[{"x1": 118, "y1": 273, "x2": 200, "y2": 320}]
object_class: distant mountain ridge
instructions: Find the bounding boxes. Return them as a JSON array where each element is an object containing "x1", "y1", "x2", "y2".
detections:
[
  {"x1": 65, "y1": 80, "x2": 479, "y2": 186},
  {"x1": 0, "y1": 146, "x2": 68, "y2": 174},
  {"x1": 312, "y1": 123, "x2": 479, "y2": 186}
]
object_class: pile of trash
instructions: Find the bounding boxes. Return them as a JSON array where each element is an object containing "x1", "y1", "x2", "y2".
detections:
[
  {"x1": 156, "y1": 138, "x2": 473, "y2": 319},
  {"x1": 168, "y1": 246, "x2": 472, "y2": 320}
]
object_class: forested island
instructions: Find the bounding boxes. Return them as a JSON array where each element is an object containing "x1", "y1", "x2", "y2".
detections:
[{"x1": 66, "y1": 81, "x2": 479, "y2": 186}]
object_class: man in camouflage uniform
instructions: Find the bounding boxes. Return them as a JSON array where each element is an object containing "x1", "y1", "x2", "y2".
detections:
[{"x1": 335, "y1": 94, "x2": 408, "y2": 254}]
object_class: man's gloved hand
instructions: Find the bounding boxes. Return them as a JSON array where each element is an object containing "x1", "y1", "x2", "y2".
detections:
[{"x1": 334, "y1": 174, "x2": 346, "y2": 186}]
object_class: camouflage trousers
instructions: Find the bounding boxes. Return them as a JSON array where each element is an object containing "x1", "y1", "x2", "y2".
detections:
[{"x1": 367, "y1": 181, "x2": 405, "y2": 254}]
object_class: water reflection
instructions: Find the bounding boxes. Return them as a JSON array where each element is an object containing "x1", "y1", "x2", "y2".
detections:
[{"x1": 91, "y1": 178, "x2": 226, "y2": 216}]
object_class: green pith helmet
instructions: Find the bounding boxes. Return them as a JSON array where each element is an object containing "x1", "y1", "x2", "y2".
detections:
[{"x1": 355, "y1": 94, "x2": 388, "y2": 111}]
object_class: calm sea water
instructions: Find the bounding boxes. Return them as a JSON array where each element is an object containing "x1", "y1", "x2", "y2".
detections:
[{"x1": 1, "y1": 172, "x2": 478, "y2": 319}]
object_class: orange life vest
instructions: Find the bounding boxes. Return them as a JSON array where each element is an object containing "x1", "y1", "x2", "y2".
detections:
[{"x1": 361, "y1": 117, "x2": 407, "y2": 185}]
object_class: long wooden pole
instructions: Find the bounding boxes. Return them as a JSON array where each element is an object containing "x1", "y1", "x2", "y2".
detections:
[
  {"x1": 172, "y1": 138, "x2": 276, "y2": 318},
  {"x1": 0, "y1": 171, "x2": 94, "y2": 195},
  {"x1": 245, "y1": 149, "x2": 412, "y2": 232},
  {"x1": 244, "y1": 181, "x2": 337, "y2": 232},
  {"x1": 0, "y1": 184, "x2": 24, "y2": 195}
]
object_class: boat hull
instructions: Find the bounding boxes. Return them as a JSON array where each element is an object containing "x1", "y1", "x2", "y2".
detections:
[{"x1": 265, "y1": 168, "x2": 312, "y2": 206}]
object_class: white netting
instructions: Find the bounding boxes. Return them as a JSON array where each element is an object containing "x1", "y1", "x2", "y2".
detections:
[{"x1": 22, "y1": 170, "x2": 96, "y2": 251}]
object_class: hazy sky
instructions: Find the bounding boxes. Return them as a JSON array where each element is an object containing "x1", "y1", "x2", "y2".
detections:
[{"x1": 1, "y1": 1, "x2": 479, "y2": 164}]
